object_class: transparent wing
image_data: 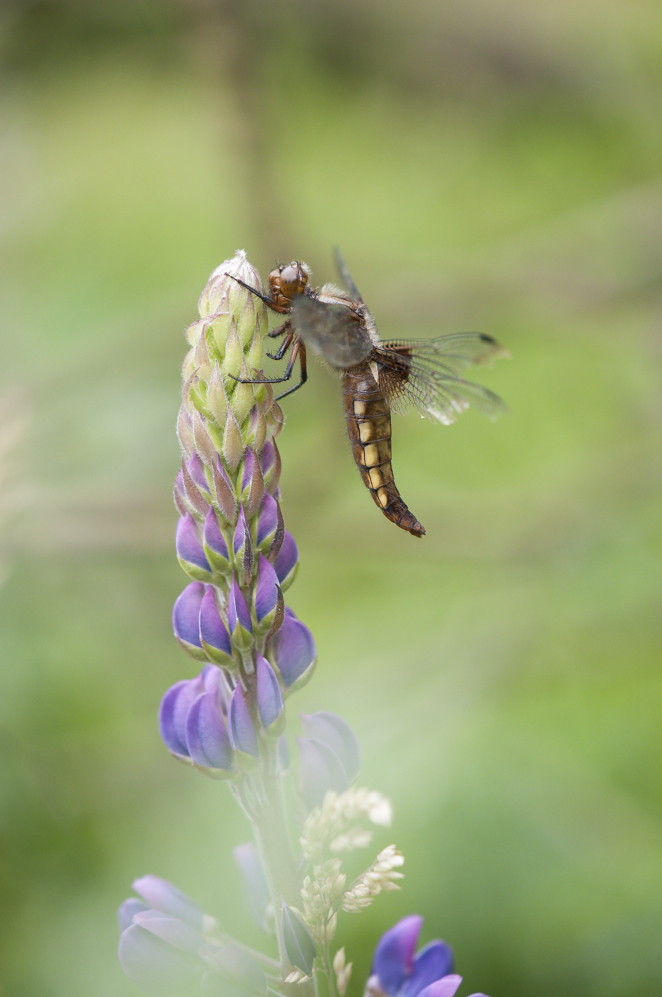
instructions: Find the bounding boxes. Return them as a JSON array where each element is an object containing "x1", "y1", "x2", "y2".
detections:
[
  {"x1": 333, "y1": 247, "x2": 363, "y2": 303},
  {"x1": 291, "y1": 294, "x2": 373, "y2": 368},
  {"x1": 376, "y1": 339, "x2": 508, "y2": 424}
]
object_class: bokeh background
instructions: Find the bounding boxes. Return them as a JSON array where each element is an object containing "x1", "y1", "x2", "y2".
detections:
[{"x1": 1, "y1": 1, "x2": 661, "y2": 995}]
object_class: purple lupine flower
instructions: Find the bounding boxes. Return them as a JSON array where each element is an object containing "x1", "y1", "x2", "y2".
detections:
[
  {"x1": 254, "y1": 553, "x2": 281, "y2": 632},
  {"x1": 176, "y1": 513, "x2": 213, "y2": 581},
  {"x1": 132, "y1": 876, "x2": 212, "y2": 933},
  {"x1": 269, "y1": 607, "x2": 316, "y2": 691},
  {"x1": 300, "y1": 711, "x2": 360, "y2": 781},
  {"x1": 227, "y1": 686, "x2": 259, "y2": 761},
  {"x1": 158, "y1": 667, "x2": 233, "y2": 774},
  {"x1": 273, "y1": 530, "x2": 298, "y2": 590},
  {"x1": 172, "y1": 582, "x2": 207, "y2": 661},
  {"x1": 256, "y1": 492, "x2": 279, "y2": 549},
  {"x1": 118, "y1": 908, "x2": 206, "y2": 996},
  {"x1": 233, "y1": 843, "x2": 271, "y2": 933},
  {"x1": 186, "y1": 685, "x2": 234, "y2": 771},
  {"x1": 159, "y1": 674, "x2": 206, "y2": 759},
  {"x1": 187, "y1": 453, "x2": 212, "y2": 498},
  {"x1": 202, "y1": 506, "x2": 230, "y2": 575},
  {"x1": 256, "y1": 654, "x2": 284, "y2": 734},
  {"x1": 199, "y1": 585, "x2": 234, "y2": 668},
  {"x1": 365, "y1": 916, "x2": 490, "y2": 997},
  {"x1": 227, "y1": 573, "x2": 252, "y2": 647}
]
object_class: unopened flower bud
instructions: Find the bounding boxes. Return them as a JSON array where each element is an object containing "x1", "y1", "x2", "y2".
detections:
[
  {"x1": 269, "y1": 608, "x2": 316, "y2": 692},
  {"x1": 233, "y1": 505, "x2": 254, "y2": 585},
  {"x1": 227, "y1": 574, "x2": 253, "y2": 649},
  {"x1": 297, "y1": 737, "x2": 350, "y2": 812},
  {"x1": 186, "y1": 453, "x2": 211, "y2": 498},
  {"x1": 228, "y1": 685, "x2": 259, "y2": 764},
  {"x1": 300, "y1": 712, "x2": 360, "y2": 783},
  {"x1": 176, "y1": 513, "x2": 213, "y2": 582},
  {"x1": 212, "y1": 456, "x2": 236, "y2": 524},
  {"x1": 256, "y1": 654, "x2": 284, "y2": 736},
  {"x1": 203, "y1": 507, "x2": 231, "y2": 576},
  {"x1": 199, "y1": 586, "x2": 234, "y2": 668},
  {"x1": 172, "y1": 582, "x2": 207, "y2": 661},
  {"x1": 281, "y1": 901, "x2": 316, "y2": 976},
  {"x1": 256, "y1": 492, "x2": 279, "y2": 551},
  {"x1": 253, "y1": 554, "x2": 282, "y2": 633},
  {"x1": 132, "y1": 876, "x2": 217, "y2": 934},
  {"x1": 260, "y1": 440, "x2": 281, "y2": 495},
  {"x1": 273, "y1": 531, "x2": 299, "y2": 591}
]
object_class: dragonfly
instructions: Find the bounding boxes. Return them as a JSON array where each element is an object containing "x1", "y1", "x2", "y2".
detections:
[{"x1": 231, "y1": 250, "x2": 507, "y2": 537}]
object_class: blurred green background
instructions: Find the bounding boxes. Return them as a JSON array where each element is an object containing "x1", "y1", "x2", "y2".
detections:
[{"x1": 1, "y1": 1, "x2": 661, "y2": 995}]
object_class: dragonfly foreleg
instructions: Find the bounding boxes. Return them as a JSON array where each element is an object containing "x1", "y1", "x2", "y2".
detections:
[
  {"x1": 229, "y1": 274, "x2": 277, "y2": 309},
  {"x1": 227, "y1": 336, "x2": 302, "y2": 387}
]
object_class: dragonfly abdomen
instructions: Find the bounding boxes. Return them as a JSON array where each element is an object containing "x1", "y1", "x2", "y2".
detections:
[{"x1": 343, "y1": 365, "x2": 425, "y2": 538}]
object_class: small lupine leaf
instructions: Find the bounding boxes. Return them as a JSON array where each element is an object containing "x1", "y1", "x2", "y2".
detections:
[{"x1": 281, "y1": 901, "x2": 316, "y2": 975}]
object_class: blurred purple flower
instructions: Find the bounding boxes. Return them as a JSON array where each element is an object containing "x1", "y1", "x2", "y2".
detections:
[
  {"x1": 228, "y1": 685, "x2": 259, "y2": 760},
  {"x1": 256, "y1": 654, "x2": 284, "y2": 733},
  {"x1": 158, "y1": 666, "x2": 233, "y2": 775},
  {"x1": 366, "y1": 917, "x2": 487, "y2": 997}
]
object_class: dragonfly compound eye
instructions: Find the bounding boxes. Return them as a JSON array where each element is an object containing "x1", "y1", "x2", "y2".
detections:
[{"x1": 278, "y1": 263, "x2": 308, "y2": 299}]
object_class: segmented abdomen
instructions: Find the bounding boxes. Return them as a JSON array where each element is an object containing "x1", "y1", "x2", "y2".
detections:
[{"x1": 343, "y1": 364, "x2": 425, "y2": 537}]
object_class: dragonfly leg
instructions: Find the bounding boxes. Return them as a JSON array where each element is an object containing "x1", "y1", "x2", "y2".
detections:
[
  {"x1": 275, "y1": 343, "x2": 307, "y2": 401},
  {"x1": 229, "y1": 275, "x2": 278, "y2": 310},
  {"x1": 267, "y1": 319, "x2": 292, "y2": 340},
  {"x1": 227, "y1": 336, "x2": 301, "y2": 386},
  {"x1": 267, "y1": 329, "x2": 294, "y2": 361}
]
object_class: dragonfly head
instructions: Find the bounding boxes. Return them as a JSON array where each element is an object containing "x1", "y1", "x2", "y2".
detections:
[{"x1": 268, "y1": 261, "x2": 311, "y2": 309}]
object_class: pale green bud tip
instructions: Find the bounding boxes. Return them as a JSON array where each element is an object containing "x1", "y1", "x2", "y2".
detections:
[{"x1": 197, "y1": 249, "x2": 266, "y2": 323}]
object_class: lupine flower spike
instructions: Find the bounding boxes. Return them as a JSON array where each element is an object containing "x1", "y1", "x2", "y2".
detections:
[{"x1": 119, "y1": 251, "x2": 496, "y2": 997}]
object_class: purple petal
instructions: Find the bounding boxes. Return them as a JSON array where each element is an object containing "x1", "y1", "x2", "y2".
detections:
[
  {"x1": 256, "y1": 654, "x2": 283, "y2": 730},
  {"x1": 199, "y1": 586, "x2": 233, "y2": 659},
  {"x1": 203, "y1": 506, "x2": 229, "y2": 559},
  {"x1": 201, "y1": 665, "x2": 229, "y2": 712},
  {"x1": 132, "y1": 876, "x2": 207, "y2": 931},
  {"x1": 254, "y1": 554, "x2": 279, "y2": 623},
  {"x1": 186, "y1": 689, "x2": 233, "y2": 770},
  {"x1": 403, "y1": 942, "x2": 455, "y2": 997},
  {"x1": 176, "y1": 513, "x2": 212, "y2": 573},
  {"x1": 172, "y1": 582, "x2": 205, "y2": 648},
  {"x1": 260, "y1": 441, "x2": 275, "y2": 476},
  {"x1": 273, "y1": 531, "x2": 298, "y2": 585},
  {"x1": 416, "y1": 977, "x2": 463, "y2": 997},
  {"x1": 133, "y1": 910, "x2": 204, "y2": 952},
  {"x1": 241, "y1": 448, "x2": 256, "y2": 491},
  {"x1": 227, "y1": 574, "x2": 252, "y2": 635},
  {"x1": 228, "y1": 686, "x2": 258, "y2": 757},
  {"x1": 118, "y1": 898, "x2": 149, "y2": 933},
  {"x1": 270, "y1": 608, "x2": 316, "y2": 689},
  {"x1": 118, "y1": 923, "x2": 201, "y2": 996},
  {"x1": 233, "y1": 842, "x2": 271, "y2": 933},
  {"x1": 373, "y1": 915, "x2": 423, "y2": 995},
  {"x1": 256, "y1": 492, "x2": 278, "y2": 546},
  {"x1": 187, "y1": 453, "x2": 211, "y2": 496},
  {"x1": 233, "y1": 505, "x2": 250, "y2": 555},
  {"x1": 297, "y1": 737, "x2": 349, "y2": 811},
  {"x1": 158, "y1": 676, "x2": 204, "y2": 757},
  {"x1": 300, "y1": 711, "x2": 360, "y2": 782}
]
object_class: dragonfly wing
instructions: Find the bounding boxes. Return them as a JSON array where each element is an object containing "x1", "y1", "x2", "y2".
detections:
[
  {"x1": 333, "y1": 248, "x2": 364, "y2": 303},
  {"x1": 291, "y1": 294, "x2": 373, "y2": 368},
  {"x1": 376, "y1": 342, "x2": 508, "y2": 423},
  {"x1": 382, "y1": 333, "x2": 509, "y2": 377}
]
